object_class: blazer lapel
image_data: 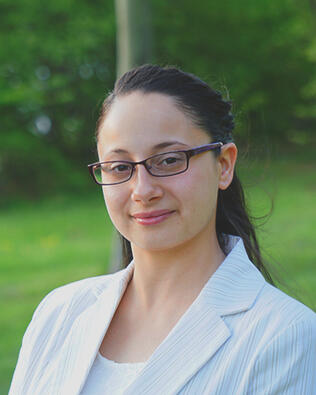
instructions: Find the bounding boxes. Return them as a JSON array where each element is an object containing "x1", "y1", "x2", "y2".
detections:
[
  {"x1": 124, "y1": 291, "x2": 231, "y2": 395},
  {"x1": 125, "y1": 237, "x2": 266, "y2": 394},
  {"x1": 34, "y1": 264, "x2": 135, "y2": 395}
]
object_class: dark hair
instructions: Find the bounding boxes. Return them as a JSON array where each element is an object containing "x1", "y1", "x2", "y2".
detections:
[{"x1": 96, "y1": 64, "x2": 274, "y2": 284}]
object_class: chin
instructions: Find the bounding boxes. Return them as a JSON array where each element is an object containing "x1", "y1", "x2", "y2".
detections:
[
  {"x1": 131, "y1": 239, "x2": 173, "y2": 252},
  {"x1": 130, "y1": 232, "x2": 189, "y2": 253}
]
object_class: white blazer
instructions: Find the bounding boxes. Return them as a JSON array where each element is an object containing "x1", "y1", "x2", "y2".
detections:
[{"x1": 9, "y1": 236, "x2": 316, "y2": 395}]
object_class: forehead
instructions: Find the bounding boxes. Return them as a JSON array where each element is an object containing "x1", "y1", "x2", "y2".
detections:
[{"x1": 97, "y1": 92, "x2": 209, "y2": 156}]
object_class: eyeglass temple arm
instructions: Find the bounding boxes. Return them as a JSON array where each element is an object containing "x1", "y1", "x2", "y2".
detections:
[{"x1": 189, "y1": 142, "x2": 223, "y2": 157}]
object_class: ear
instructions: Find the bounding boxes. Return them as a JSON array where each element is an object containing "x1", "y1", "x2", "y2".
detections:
[{"x1": 218, "y1": 143, "x2": 238, "y2": 190}]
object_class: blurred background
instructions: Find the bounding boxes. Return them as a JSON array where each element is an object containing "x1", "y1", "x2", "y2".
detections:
[{"x1": 1, "y1": 0, "x2": 316, "y2": 391}]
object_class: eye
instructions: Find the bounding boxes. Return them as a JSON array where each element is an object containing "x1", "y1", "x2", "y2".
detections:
[
  {"x1": 162, "y1": 157, "x2": 178, "y2": 165},
  {"x1": 112, "y1": 164, "x2": 130, "y2": 172},
  {"x1": 102, "y1": 163, "x2": 131, "y2": 173},
  {"x1": 157, "y1": 154, "x2": 185, "y2": 167}
]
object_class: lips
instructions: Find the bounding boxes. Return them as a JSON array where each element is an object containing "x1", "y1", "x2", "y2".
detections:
[
  {"x1": 132, "y1": 210, "x2": 175, "y2": 225},
  {"x1": 132, "y1": 210, "x2": 174, "y2": 219}
]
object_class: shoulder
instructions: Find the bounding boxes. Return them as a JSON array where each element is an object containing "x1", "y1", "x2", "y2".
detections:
[
  {"x1": 239, "y1": 280, "x2": 316, "y2": 356},
  {"x1": 23, "y1": 267, "x2": 131, "y2": 342},
  {"x1": 225, "y1": 276, "x2": 316, "y2": 354},
  {"x1": 244, "y1": 284, "x2": 316, "y2": 392},
  {"x1": 255, "y1": 281, "x2": 316, "y2": 327},
  {"x1": 18, "y1": 267, "x2": 131, "y2": 356},
  {"x1": 32, "y1": 268, "x2": 126, "y2": 318}
]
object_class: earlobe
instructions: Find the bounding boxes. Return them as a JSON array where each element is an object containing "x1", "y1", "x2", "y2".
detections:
[{"x1": 218, "y1": 143, "x2": 238, "y2": 190}]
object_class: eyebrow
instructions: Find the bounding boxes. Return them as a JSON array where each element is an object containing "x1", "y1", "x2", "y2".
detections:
[{"x1": 108, "y1": 140, "x2": 189, "y2": 155}]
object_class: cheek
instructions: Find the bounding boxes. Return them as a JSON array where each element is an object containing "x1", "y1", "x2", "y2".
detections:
[
  {"x1": 102, "y1": 187, "x2": 127, "y2": 226},
  {"x1": 178, "y1": 163, "x2": 219, "y2": 222}
]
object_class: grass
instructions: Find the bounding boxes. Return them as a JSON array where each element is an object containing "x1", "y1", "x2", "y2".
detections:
[{"x1": 1, "y1": 152, "x2": 315, "y2": 392}]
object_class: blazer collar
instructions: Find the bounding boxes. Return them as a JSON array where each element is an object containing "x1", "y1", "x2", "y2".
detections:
[
  {"x1": 44, "y1": 236, "x2": 265, "y2": 395},
  {"x1": 202, "y1": 235, "x2": 266, "y2": 316}
]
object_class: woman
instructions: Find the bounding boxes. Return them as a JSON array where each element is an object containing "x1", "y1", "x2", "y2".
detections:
[{"x1": 10, "y1": 65, "x2": 316, "y2": 394}]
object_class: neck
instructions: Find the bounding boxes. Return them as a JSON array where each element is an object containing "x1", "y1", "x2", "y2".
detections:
[{"x1": 127, "y1": 224, "x2": 225, "y2": 313}]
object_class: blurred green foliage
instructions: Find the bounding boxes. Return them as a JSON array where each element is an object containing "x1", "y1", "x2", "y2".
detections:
[
  {"x1": 0, "y1": 0, "x2": 116, "y2": 199},
  {"x1": 152, "y1": 0, "x2": 316, "y2": 141},
  {"x1": 1, "y1": 0, "x2": 316, "y2": 201}
]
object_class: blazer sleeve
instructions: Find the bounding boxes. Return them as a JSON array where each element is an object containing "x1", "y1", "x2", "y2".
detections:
[{"x1": 246, "y1": 317, "x2": 316, "y2": 394}]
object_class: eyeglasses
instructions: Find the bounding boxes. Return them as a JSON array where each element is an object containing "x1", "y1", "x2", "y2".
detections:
[{"x1": 87, "y1": 142, "x2": 223, "y2": 186}]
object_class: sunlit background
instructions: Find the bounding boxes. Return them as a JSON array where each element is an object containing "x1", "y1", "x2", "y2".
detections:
[{"x1": 1, "y1": 0, "x2": 316, "y2": 391}]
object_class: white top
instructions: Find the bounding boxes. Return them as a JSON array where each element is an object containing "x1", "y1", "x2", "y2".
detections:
[{"x1": 80, "y1": 352, "x2": 146, "y2": 395}]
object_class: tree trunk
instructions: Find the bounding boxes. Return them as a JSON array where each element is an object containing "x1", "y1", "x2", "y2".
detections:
[{"x1": 115, "y1": 0, "x2": 153, "y2": 78}]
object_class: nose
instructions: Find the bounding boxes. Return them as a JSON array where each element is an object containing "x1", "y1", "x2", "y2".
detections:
[{"x1": 131, "y1": 164, "x2": 163, "y2": 204}]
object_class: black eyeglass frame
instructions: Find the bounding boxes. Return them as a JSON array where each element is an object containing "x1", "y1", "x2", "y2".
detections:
[{"x1": 87, "y1": 142, "x2": 224, "y2": 186}]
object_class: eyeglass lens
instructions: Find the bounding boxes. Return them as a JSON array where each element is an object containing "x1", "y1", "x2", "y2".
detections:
[{"x1": 93, "y1": 151, "x2": 187, "y2": 184}]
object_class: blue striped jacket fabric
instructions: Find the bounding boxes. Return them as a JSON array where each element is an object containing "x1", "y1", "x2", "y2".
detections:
[{"x1": 9, "y1": 236, "x2": 316, "y2": 394}]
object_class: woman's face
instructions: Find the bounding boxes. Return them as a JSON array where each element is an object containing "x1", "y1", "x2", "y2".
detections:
[{"x1": 97, "y1": 91, "x2": 223, "y2": 252}]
